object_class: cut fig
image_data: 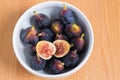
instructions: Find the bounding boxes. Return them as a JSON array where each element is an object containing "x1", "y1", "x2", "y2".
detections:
[
  {"x1": 36, "y1": 41, "x2": 56, "y2": 60},
  {"x1": 53, "y1": 40, "x2": 70, "y2": 58}
]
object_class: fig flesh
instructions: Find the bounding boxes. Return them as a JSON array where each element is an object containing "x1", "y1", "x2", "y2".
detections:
[
  {"x1": 53, "y1": 40, "x2": 70, "y2": 58},
  {"x1": 36, "y1": 41, "x2": 56, "y2": 60}
]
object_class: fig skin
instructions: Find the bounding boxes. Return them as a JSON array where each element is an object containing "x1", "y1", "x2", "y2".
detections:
[
  {"x1": 31, "y1": 55, "x2": 46, "y2": 70},
  {"x1": 49, "y1": 59, "x2": 64, "y2": 74},
  {"x1": 20, "y1": 26, "x2": 39, "y2": 46},
  {"x1": 29, "y1": 46, "x2": 36, "y2": 56},
  {"x1": 53, "y1": 40, "x2": 70, "y2": 58},
  {"x1": 54, "y1": 34, "x2": 68, "y2": 41},
  {"x1": 38, "y1": 29, "x2": 55, "y2": 42},
  {"x1": 36, "y1": 41, "x2": 56, "y2": 60},
  {"x1": 62, "y1": 50, "x2": 79, "y2": 67},
  {"x1": 59, "y1": 4, "x2": 74, "y2": 25},
  {"x1": 71, "y1": 33, "x2": 85, "y2": 52},
  {"x1": 65, "y1": 23, "x2": 81, "y2": 38},
  {"x1": 51, "y1": 19, "x2": 63, "y2": 34},
  {"x1": 33, "y1": 11, "x2": 51, "y2": 29}
]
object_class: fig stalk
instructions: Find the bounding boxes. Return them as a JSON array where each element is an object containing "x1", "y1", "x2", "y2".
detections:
[{"x1": 63, "y1": 4, "x2": 67, "y2": 10}]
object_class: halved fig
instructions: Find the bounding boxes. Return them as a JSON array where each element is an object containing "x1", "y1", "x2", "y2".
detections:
[
  {"x1": 36, "y1": 41, "x2": 56, "y2": 60},
  {"x1": 53, "y1": 40, "x2": 70, "y2": 58}
]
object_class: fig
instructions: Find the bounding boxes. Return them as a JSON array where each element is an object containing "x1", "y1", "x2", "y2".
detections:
[
  {"x1": 38, "y1": 29, "x2": 55, "y2": 42},
  {"x1": 62, "y1": 50, "x2": 79, "y2": 67},
  {"x1": 49, "y1": 59, "x2": 64, "y2": 74},
  {"x1": 36, "y1": 41, "x2": 56, "y2": 60},
  {"x1": 51, "y1": 19, "x2": 63, "y2": 34},
  {"x1": 53, "y1": 40, "x2": 70, "y2": 58},
  {"x1": 55, "y1": 34, "x2": 68, "y2": 41},
  {"x1": 59, "y1": 4, "x2": 74, "y2": 25},
  {"x1": 33, "y1": 11, "x2": 51, "y2": 29},
  {"x1": 65, "y1": 23, "x2": 81, "y2": 38},
  {"x1": 20, "y1": 25, "x2": 39, "y2": 46},
  {"x1": 71, "y1": 33, "x2": 85, "y2": 52},
  {"x1": 29, "y1": 46, "x2": 36, "y2": 56},
  {"x1": 31, "y1": 55, "x2": 46, "y2": 70}
]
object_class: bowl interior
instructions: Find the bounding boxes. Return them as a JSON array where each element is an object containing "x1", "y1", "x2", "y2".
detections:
[{"x1": 13, "y1": 1, "x2": 93, "y2": 78}]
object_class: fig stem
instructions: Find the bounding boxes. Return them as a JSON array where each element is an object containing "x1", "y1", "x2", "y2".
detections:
[
  {"x1": 38, "y1": 33, "x2": 42, "y2": 36},
  {"x1": 33, "y1": 11, "x2": 38, "y2": 16},
  {"x1": 31, "y1": 25, "x2": 35, "y2": 30},
  {"x1": 70, "y1": 43, "x2": 74, "y2": 47},
  {"x1": 61, "y1": 62, "x2": 65, "y2": 66},
  {"x1": 73, "y1": 50, "x2": 77, "y2": 53},
  {"x1": 26, "y1": 26, "x2": 35, "y2": 38},
  {"x1": 36, "y1": 54, "x2": 41, "y2": 62},
  {"x1": 80, "y1": 33, "x2": 85, "y2": 39},
  {"x1": 36, "y1": 53, "x2": 39, "y2": 57},
  {"x1": 63, "y1": 4, "x2": 67, "y2": 10},
  {"x1": 58, "y1": 62, "x2": 64, "y2": 68},
  {"x1": 56, "y1": 34, "x2": 59, "y2": 37},
  {"x1": 38, "y1": 32, "x2": 45, "y2": 37}
]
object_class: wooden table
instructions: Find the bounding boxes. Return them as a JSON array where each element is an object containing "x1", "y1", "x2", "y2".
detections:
[{"x1": 0, "y1": 0, "x2": 120, "y2": 80}]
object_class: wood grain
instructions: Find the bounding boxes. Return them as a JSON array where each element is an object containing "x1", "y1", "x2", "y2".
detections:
[{"x1": 0, "y1": 0, "x2": 120, "y2": 80}]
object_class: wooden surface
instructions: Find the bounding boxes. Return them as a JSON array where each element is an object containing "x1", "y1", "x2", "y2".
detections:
[{"x1": 0, "y1": 0, "x2": 120, "y2": 80}]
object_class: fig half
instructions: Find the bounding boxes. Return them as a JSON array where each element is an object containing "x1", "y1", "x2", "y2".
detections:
[
  {"x1": 36, "y1": 41, "x2": 56, "y2": 60},
  {"x1": 53, "y1": 40, "x2": 70, "y2": 58}
]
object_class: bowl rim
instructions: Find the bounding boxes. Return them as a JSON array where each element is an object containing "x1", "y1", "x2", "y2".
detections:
[{"x1": 12, "y1": 1, "x2": 94, "y2": 79}]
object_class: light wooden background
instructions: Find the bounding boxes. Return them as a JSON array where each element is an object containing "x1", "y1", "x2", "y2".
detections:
[{"x1": 0, "y1": 0, "x2": 120, "y2": 80}]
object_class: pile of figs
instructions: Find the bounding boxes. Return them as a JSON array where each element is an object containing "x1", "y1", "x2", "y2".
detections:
[{"x1": 20, "y1": 4, "x2": 86, "y2": 74}]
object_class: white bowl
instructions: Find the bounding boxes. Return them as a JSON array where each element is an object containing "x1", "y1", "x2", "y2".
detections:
[{"x1": 12, "y1": 1, "x2": 94, "y2": 79}]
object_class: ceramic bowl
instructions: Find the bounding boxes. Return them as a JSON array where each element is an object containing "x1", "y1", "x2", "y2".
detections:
[{"x1": 13, "y1": 1, "x2": 94, "y2": 79}]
